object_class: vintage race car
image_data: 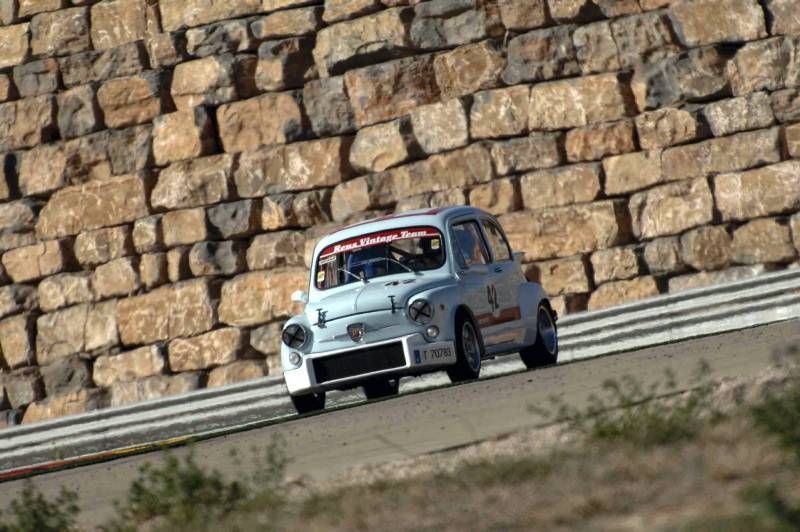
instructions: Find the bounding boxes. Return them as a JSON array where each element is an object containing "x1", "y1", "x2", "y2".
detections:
[{"x1": 281, "y1": 206, "x2": 558, "y2": 414}]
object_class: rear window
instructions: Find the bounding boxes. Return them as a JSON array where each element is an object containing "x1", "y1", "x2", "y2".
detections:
[{"x1": 315, "y1": 226, "x2": 446, "y2": 290}]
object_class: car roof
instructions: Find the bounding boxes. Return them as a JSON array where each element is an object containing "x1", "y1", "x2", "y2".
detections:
[{"x1": 315, "y1": 205, "x2": 488, "y2": 255}]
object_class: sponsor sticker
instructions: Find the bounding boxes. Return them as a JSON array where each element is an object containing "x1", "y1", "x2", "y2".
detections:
[
  {"x1": 316, "y1": 271, "x2": 325, "y2": 284},
  {"x1": 431, "y1": 238, "x2": 440, "y2": 250}
]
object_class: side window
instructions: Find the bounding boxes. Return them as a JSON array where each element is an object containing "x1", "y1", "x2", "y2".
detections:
[
  {"x1": 452, "y1": 221, "x2": 489, "y2": 268},
  {"x1": 481, "y1": 219, "x2": 512, "y2": 262}
]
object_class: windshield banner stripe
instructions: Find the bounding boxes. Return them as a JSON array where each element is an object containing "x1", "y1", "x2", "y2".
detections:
[{"x1": 319, "y1": 227, "x2": 440, "y2": 259}]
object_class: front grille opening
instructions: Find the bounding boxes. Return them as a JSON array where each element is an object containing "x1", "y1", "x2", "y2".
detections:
[{"x1": 313, "y1": 342, "x2": 406, "y2": 384}]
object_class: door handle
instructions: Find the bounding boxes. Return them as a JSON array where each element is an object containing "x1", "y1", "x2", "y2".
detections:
[{"x1": 494, "y1": 266, "x2": 503, "y2": 273}]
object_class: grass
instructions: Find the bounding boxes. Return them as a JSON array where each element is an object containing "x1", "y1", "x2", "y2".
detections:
[{"x1": 9, "y1": 357, "x2": 800, "y2": 530}]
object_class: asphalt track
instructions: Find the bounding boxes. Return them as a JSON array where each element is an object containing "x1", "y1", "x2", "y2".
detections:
[{"x1": 2, "y1": 319, "x2": 799, "y2": 528}]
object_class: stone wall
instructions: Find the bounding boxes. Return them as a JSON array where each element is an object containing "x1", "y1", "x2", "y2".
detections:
[{"x1": 0, "y1": 0, "x2": 799, "y2": 427}]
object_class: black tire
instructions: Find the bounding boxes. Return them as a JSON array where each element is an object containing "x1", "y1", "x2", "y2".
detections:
[
  {"x1": 290, "y1": 391, "x2": 326, "y2": 415},
  {"x1": 363, "y1": 378, "x2": 400, "y2": 400},
  {"x1": 447, "y1": 311, "x2": 483, "y2": 383},
  {"x1": 520, "y1": 303, "x2": 559, "y2": 369}
]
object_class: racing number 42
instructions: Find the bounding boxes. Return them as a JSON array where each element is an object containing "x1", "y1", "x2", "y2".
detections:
[{"x1": 487, "y1": 284, "x2": 500, "y2": 312}]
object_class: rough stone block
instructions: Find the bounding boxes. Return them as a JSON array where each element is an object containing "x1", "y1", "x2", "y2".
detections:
[
  {"x1": 0, "y1": 95, "x2": 57, "y2": 152},
  {"x1": 37, "y1": 272, "x2": 93, "y2": 313},
  {"x1": 107, "y1": 125, "x2": 154, "y2": 176},
  {"x1": 292, "y1": 189, "x2": 334, "y2": 227},
  {"x1": 529, "y1": 72, "x2": 632, "y2": 130},
  {"x1": 171, "y1": 54, "x2": 238, "y2": 110},
  {"x1": 565, "y1": 120, "x2": 636, "y2": 162},
  {"x1": 162, "y1": 208, "x2": 208, "y2": 247},
  {"x1": 116, "y1": 279, "x2": 215, "y2": 346},
  {"x1": 588, "y1": 276, "x2": 659, "y2": 310},
  {"x1": 58, "y1": 42, "x2": 148, "y2": 88},
  {"x1": 93, "y1": 345, "x2": 165, "y2": 388},
  {"x1": 166, "y1": 247, "x2": 189, "y2": 283},
  {"x1": 30, "y1": 7, "x2": 90, "y2": 57},
  {"x1": 40, "y1": 355, "x2": 91, "y2": 397},
  {"x1": 0, "y1": 74, "x2": 14, "y2": 103},
  {"x1": 218, "y1": 268, "x2": 307, "y2": 326},
  {"x1": 731, "y1": 218, "x2": 796, "y2": 264},
  {"x1": 591, "y1": 247, "x2": 640, "y2": 283},
  {"x1": 207, "y1": 200, "x2": 260, "y2": 240},
  {"x1": 90, "y1": 0, "x2": 146, "y2": 51},
  {"x1": 139, "y1": 252, "x2": 168, "y2": 290},
  {"x1": 250, "y1": 321, "x2": 282, "y2": 357},
  {"x1": 168, "y1": 327, "x2": 244, "y2": 372},
  {"x1": 23, "y1": 388, "x2": 105, "y2": 424},
  {"x1": 189, "y1": 241, "x2": 246, "y2": 277},
  {"x1": 0, "y1": 23, "x2": 29, "y2": 70},
  {"x1": 349, "y1": 119, "x2": 414, "y2": 174},
  {"x1": 763, "y1": 0, "x2": 800, "y2": 36},
  {"x1": 573, "y1": 21, "x2": 620, "y2": 75},
  {"x1": 661, "y1": 127, "x2": 781, "y2": 181},
  {"x1": 629, "y1": 178, "x2": 714, "y2": 239},
  {"x1": 256, "y1": 36, "x2": 315, "y2": 92},
  {"x1": 499, "y1": 200, "x2": 631, "y2": 261},
  {"x1": 74, "y1": 225, "x2": 132, "y2": 268},
  {"x1": 57, "y1": 84, "x2": 103, "y2": 140},
  {"x1": 302, "y1": 75, "x2": 356, "y2": 137},
  {"x1": 314, "y1": 7, "x2": 412, "y2": 77},
  {"x1": 644, "y1": 236, "x2": 685, "y2": 275},
  {"x1": 153, "y1": 154, "x2": 233, "y2": 210},
  {"x1": 609, "y1": 11, "x2": 680, "y2": 69},
  {"x1": 18, "y1": 0, "x2": 63, "y2": 17},
  {"x1": 2, "y1": 368, "x2": 43, "y2": 409},
  {"x1": 700, "y1": 92, "x2": 774, "y2": 137},
  {"x1": 499, "y1": 0, "x2": 549, "y2": 31},
  {"x1": 0, "y1": 314, "x2": 34, "y2": 369},
  {"x1": 550, "y1": 0, "x2": 641, "y2": 21},
  {"x1": 525, "y1": 256, "x2": 591, "y2": 295},
  {"x1": 12, "y1": 58, "x2": 59, "y2": 98},
  {"x1": 18, "y1": 143, "x2": 67, "y2": 196},
  {"x1": 345, "y1": 54, "x2": 440, "y2": 127},
  {"x1": 631, "y1": 46, "x2": 732, "y2": 111},
  {"x1": 2, "y1": 239, "x2": 70, "y2": 283},
  {"x1": 146, "y1": 32, "x2": 187, "y2": 69},
  {"x1": 503, "y1": 26, "x2": 579, "y2": 85},
  {"x1": 132, "y1": 216, "x2": 163, "y2": 254},
  {"x1": 715, "y1": 161, "x2": 800, "y2": 221},
  {"x1": 410, "y1": 98, "x2": 468, "y2": 155},
  {"x1": 252, "y1": 6, "x2": 323, "y2": 38},
  {"x1": 159, "y1": 0, "x2": 261, "y2": 31},
  {"x1": 36, "y1": 301, "x2": 118, "y2": 364},
  {"x1": 520, "y1": 163, "x2": 601, "y2": 210},
  {"x1": 0, "y1": 285, "x2": 37, "y2": 322},
  {"x1": 97, "y1": 72, "x2": 167, "y2": 129},
  {"x1": 603, "y1": 150, "x2": 663, "y2": 195},
  {"x1": 153, "y1": 108, "x2": 216, "y2": 166},
  {"x1": 235, "y1": 136, "x2": 353, "y2": 197},
  {"x1": 217, "y1": 92, "x2": 305, "y2": 153},
  {"x1": 468, "y1": 178, "x2": 520, "y2": 215},
  {"x1": 247, "y1": 231, "x2": 306, "y2": 271},
  {"x1": 489, "y1": 133, "x2": 563, "y2": 176},
  {"x1": 771, "y1": 88, "x2": 800, "y2": 123},
  {"x1": 635, "y1": 107, "x2": 703, "y2": 150},
  {"x1": 185, "y1": 19, "x2": 253, "y2": 58},
  {"x1": 470, "y1": 85, "x2": 529, "y2": 139},
  {"x1": 433, "y1": 39, "x2": 505, "y2": 99},
  {"x1": 669, "y1": 0, "x2": 766, "y2": 47},
  {"x1": 93, "y1": 257, "x2": 140, "y2": 298},
  {"x1": 680, "y1": 225, "x2": 732, "y2": 271},
  {"x1": 208, "y1": 360, "x2": 267, "y2": 387},
  {"x1": 410, "y1": 0, "x2": 499, "y2": 51},
  {"x1": 725, "y1": 37, "x2": 800, "y2": 96},
  {"x1": 109, "y1": 373, "x2": 200, "y2": 407},
  {"x1": 787, "y1": 123, "x2": 800, "y2": 158},
  {"x1": 668, "y1": 265, "x2": 767, "y2": 293}
]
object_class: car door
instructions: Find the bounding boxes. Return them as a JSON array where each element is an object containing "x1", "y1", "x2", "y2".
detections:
[
  {"x1": 450, "y1": 219, "x2": 494, "y2": 340},
  {"x1": 479, "y1": 217, "x2": 527, "y2": 351}
]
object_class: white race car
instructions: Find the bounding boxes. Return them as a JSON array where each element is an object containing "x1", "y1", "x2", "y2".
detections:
[{"x1": 281, "y1": 206, "x2": 558, "y2": 414}]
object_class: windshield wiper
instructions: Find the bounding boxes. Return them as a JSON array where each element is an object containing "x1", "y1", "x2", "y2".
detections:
[
  {"x1": 355, "y1": 256, "x2": 417, "y2": 275},
  {"x1": 338, "y1": 267, "x2": 367, "y2": 284}
]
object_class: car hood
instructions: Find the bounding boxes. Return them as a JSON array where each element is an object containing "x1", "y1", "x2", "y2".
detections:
[{"x1": 306, "y1": 272, "x2": 452, "y2": 325}]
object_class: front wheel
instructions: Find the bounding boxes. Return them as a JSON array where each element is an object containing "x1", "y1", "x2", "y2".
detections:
[
  {"x1": 363, "y1": 378, "x2": 400, "y2": 400},
  {"x1": 291, "y1": 391, "x2": 326, "y2": 415},
  {"x1": 447, "y1": 313, "x2": 483, "y2": 383},
  {"x1": 520, "y1": 303, "x2": 558, "y2": 369}
]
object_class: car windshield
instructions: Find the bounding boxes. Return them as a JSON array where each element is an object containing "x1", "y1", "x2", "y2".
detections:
[{"x1": 315, "y1": 226, "x2": 446, "y2": 290}]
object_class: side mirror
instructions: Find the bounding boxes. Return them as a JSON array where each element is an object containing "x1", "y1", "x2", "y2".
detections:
[
  {"x1": 291, "y1": 290, "x2": 309, "y2": 304},
  {"x1": 513, "y1": 251, "x2": 524, "y2": 263}
]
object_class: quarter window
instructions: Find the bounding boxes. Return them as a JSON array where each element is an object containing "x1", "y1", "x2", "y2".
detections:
[
  {"x1": 481, "y1": 219, "x2": 512, "y2": 262},
  {"x1": 452, "y1": 221, "x2": 489, "y2": 268}
]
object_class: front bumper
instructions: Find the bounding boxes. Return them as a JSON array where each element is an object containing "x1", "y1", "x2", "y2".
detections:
[{"x1": 284, "y1": 333, "x2": 456, "y2": 395}]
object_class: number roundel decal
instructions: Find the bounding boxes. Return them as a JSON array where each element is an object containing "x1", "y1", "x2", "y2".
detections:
[
  {"x1": 408, "y1": 299, "x2": 433, "y2": 324},
  {"x1": 487, "y1": 284, "x2": 499, "y2": 312}
]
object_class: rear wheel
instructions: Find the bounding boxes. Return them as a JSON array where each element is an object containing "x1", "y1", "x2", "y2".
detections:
[
  {"x1": 447, "y1": 313, "x2": 483, "y2": 383},
  {"x1": 363, "y1": 378, "x2": 400, "y2": 400},
  {"x1": 520, "y1": 303, "x2": 558, "y2": 369},
  {"x1": 290, "y1": 391, "x2": 326, "y2": 415}
]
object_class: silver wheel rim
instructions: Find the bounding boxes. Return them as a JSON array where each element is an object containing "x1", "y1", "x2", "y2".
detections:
[
  {"x1": 538, "y1": 307, "x2": 557, "y2": 355},
  {"x1": 462, "y1": 321, "x2": 480, "y2": 372}
]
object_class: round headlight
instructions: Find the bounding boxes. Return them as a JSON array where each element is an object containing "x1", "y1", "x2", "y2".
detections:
[
  {"x1": 282, "y1": 324, "x2": 306, "y2": 349},
  {"x1": 288, "y1": 351, "x2": 302, "y2": 367},
  {"x1": 408, "y1": 299, "x2": 433, "y2": 325},
  {"x1": 426, "y1": 325, "x2": 440, "y2": 338}
]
